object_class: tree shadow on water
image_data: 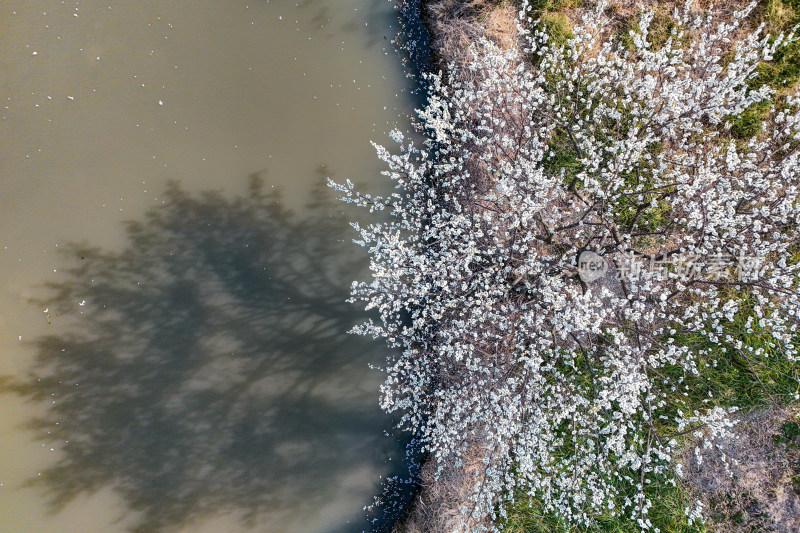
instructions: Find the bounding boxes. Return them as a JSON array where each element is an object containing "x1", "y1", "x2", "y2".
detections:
[{"x1": 2, "y1": 176, "x2": 398, "y2": 533}]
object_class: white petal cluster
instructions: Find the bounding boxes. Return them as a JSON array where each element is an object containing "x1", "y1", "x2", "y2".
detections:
[{"x1": 332, "y1": 2, "x2": 800, "y2": 530}]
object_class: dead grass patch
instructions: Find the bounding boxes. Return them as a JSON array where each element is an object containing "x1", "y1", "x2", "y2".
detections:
[
  {"x1": 680, "y1": 406, "x2": 800, "y2": 533},
  {"x1": 424, "y1": 0, "x2": 518, "y2": 69},
  {"x1": 392, "y1": 438, "x2": 494, "y2": 533}
]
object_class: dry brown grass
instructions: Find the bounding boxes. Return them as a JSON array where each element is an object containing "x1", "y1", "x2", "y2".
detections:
[
  {"x1": 680, "y1": 406, "x2": 800, "y2": 533},
  {"x1": 392, "y1": 438, "x2": 495, "y2": 533},
  {"x1": 424, "y1": 0, "x2": 518, "y2": 69}
]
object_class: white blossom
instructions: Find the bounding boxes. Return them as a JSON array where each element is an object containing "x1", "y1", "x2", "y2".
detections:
[{"x1": 332, "y1": 2, "x2": 800, "y2": 530}]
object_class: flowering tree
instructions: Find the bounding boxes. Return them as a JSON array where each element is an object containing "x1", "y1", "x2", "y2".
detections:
[{"x1": 331, "y1": 1, "x2": 800, "y2": 530}]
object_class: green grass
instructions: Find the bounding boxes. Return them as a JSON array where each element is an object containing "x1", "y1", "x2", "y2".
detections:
[
  {"x1": 525, "y1": 0, "x2": 581, "y2": 12},
  {"x1": 501, "y1": 477, "x2": 704, "y2": 533},
  {"x1": 617, "y1": 10, "x2": 678, "y2": 52},
  {"x1": 523, "y1": 0, "x2": 578, "y2": 48},
  {"x1": 667, "y1": 293, "x2": 800, "y2": 410},
  {"x1": 728, "y1": 99, "x2": 772, "y2": 139},
  {"x1": 540, "y1": 12, "x2": 574, "y2": 46},
  {"x1": 726, "y1": 0, "x2": 800, "y2": 137},
  {"x1": 752, "y1": 0, "x2": 800, "y2": 90},
  {"x1": 610, "y1": 141, "x2": 673, "y2": 235},
  {"x1": 773, "y1": 415, "x2": 800, "y2": 488}
]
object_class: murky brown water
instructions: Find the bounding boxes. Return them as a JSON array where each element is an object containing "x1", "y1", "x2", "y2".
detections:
[{"x1": 0, "y1": 1, "x2": 415, "y2": 531}]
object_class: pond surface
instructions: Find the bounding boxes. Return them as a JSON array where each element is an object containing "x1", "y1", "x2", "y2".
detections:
[{"x1": 0, "y1": 1, "x2": 415, "y2": 531}]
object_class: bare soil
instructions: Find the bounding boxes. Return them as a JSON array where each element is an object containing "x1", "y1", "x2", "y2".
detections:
[{"x1": 680, "y1": 406, "x2": 800, "y2": 533}]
